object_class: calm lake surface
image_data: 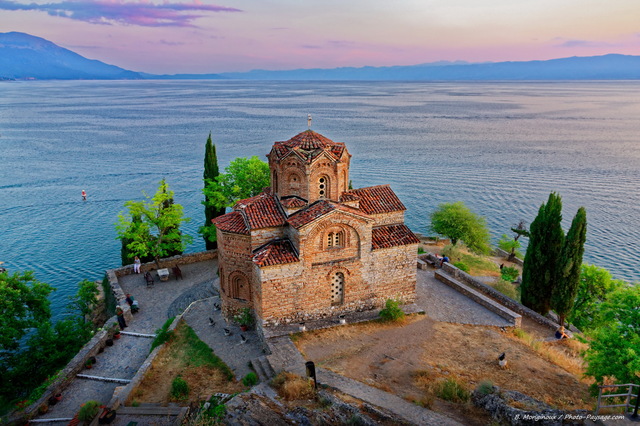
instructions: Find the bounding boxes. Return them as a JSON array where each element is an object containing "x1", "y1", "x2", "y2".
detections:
[{"x1": 1, "y1": 80, "x2": 639, "y2": 316}]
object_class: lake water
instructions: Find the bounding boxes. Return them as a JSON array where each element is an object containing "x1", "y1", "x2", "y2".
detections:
[{"x1": 1, "y1": 80, "x2": 639, "y2": 316}]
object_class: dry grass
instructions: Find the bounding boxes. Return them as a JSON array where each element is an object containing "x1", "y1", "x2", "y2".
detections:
[
  {"x1": 270, "y1": 372, "x2": 316, "y2": 401},
  {"x1": 127, "y1": 321, "x2": 245, "y2": 405},
  {"x1": 509, "y1": 328, "x2": 587, "y2": 379}
]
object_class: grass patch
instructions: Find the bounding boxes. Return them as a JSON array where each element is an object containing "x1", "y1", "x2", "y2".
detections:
[
  {"x1": 177, "y1": 324, "x2": 234, "y2": 380},
  {"x1": 510, "y1": 328, "x2": 585, "y2": 377},
  {"x1": 171, "y1": 375, "x2": 189, "y2": 400},
  {"x1": 150, "y1": 316, "x2": 175, "y2": 353},
  {"x1": 491, "y1": 279, "x2": 519, "y2": 301},
  {"x1": 452, "y1": 261, "x2": 469, "y2": 272},
  {"x1": 477, "y1": 380, "x2": 495, "y2": 396},
  {"x1": 441, "y1": 244, "x2": 499, "y2": 276},
  {"x1": 434, "y1": 378, "x2": 470, "y2": 403},
  {"x1": 500, "y1": 266, "x2": 520, "y2": 282}
]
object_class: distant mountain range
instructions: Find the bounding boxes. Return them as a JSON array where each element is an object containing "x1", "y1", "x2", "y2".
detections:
[{"x1": 2, "y1": 32, "x2": 640, "y2": 81}]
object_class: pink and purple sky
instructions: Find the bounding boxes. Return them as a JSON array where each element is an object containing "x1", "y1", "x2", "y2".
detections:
[{"x1": 1, "y1": 0, "x2": 639, "y2": 74}]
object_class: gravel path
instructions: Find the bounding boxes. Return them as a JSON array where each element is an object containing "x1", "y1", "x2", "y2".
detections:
[{"x1": 417, "y1": 268, "x2": 511, "y2": 326}]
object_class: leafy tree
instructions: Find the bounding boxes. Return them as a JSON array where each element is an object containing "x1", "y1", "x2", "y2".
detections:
[
  {"x1": 202, "y1": 156, "x2": 270, "y2": 211},
  {"x1": 0, "y1": 271, "x2": 53, "y2": 354},
  {"x1": 551, "y1": 207, "x2": 587, "y2": 327},
  {"x1": 568, "y1": 264, "x2": 624, "y2": 331},
  {"x1": 201, "y1": 133, "x2": 226, "y2": 250},
  {"x1": 70, "y1": 279, "x2": 100, "y2": 321},
  {"x1": 498, "y1": 220, "x2": 529, "y2": 261},
  {"x1": 583, "y1": 284, "x2": 640, "y2": 391},
  {"x1": 428, "y1": 201, "x2": 491, "y2": 254},
  {"x1": 117, "y1": 179, "x2": 192, "y2": 265},
  {"x1": 120, "y1": 213, "x2": 153, "y2": 266},
  {"x1": 521, "y1": 193, "x2": 564, "y2": 315}
]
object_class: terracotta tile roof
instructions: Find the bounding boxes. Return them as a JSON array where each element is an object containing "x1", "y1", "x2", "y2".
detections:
[
  {"x1": 287, "y1": 200, "x2": 372, "y2": 229},
  {"x1": 344, "y1": 185, "x2": 406, "y2": 215},
  {"x1": 339, "y1": 192, "x2": 360, "y2": 202},
  {"x1": 234, "y1": 192, "x2": 287, "y2": 230},
  {"x1": 280, "y1": 196, "x2": 307, "y2": 208},
  {"x1": 212, "y1": 211, "x2": 249, "y2": 235},
  {"x1": 372, "y1": 224, "x2": 420, "y2": 250},
  {"x1": 270, "y1": 130, "x2": 346, "y2": 162},
  {"x1": 253, "y1": 239, "x2": 299, "y2": 267}
]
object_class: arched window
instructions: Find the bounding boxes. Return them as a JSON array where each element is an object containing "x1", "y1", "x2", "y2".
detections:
[
  {"x1": 326, "y1": 231, "x2": 344, "y2": 248},
  {"x1": 331, "y1": 272, "x2": 344, "y2": 305},
  {"x1": 318, "y1": 176, "x2": 328, "y2": 198}
]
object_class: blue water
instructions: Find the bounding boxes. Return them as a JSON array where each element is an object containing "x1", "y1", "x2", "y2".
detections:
[{"x1": 1, "y1": 80, "x2": 639, "y2": 317}]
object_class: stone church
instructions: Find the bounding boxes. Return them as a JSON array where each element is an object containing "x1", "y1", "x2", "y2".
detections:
[{"x1": 213, "y1": 129, "x2": 418, "y2": 326}]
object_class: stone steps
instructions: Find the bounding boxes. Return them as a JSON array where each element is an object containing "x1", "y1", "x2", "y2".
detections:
[{"x1": 251, "y1": 355, "x2": 276, "y2": 382}]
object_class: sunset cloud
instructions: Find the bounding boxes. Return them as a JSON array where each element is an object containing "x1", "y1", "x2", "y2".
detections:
[{"x1": 0, "y1": 0, "x2": 241, "y2": 27}]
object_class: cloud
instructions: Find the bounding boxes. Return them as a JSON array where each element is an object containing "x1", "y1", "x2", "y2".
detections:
[
  {"x1": 554, "y1": 38, "x2": 617, "y2": 48},
  {"x1": 0, "y1": 0, "x2": 241, "y2": 27}
]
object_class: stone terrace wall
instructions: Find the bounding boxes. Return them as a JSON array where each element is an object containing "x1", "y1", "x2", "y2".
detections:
[
  {"x1": 422, "y1": 253, "x2": 560, "y2": 332},
  {"x1": 114, "y1": 250, "x2": 218, "y2": 278},
  {"x1": 494, "y1": 248, "x2": 524, "y2": 266}
]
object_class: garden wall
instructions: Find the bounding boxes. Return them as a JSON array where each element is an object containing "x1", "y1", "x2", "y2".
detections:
[{"x1": 493, "y1": 248, "x2": 524, "y2": 266}]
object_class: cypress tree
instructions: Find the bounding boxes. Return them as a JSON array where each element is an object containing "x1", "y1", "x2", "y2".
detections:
[
  {"x1": 203, "y1": 132, "x2": 225, "y2": 250},
  {"x1": 521, "y1": 192, "x2": 564, "y2": 315},
  {"x1": 551, "y1": 207, "x2": 587, "y2": 327}
]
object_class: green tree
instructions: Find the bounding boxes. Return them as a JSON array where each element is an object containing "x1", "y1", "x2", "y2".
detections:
[
  {"x1": 428, "y1": 201, "x2": 491, "y2": 254},
  {"x1": 117, "y1": 179, "x2": 192, "y2": 265},
  {"x1": 0, "y1": 271, "x2": 53, "y2": 354},
  {"x1": 551, "y1": 207, "x2": 587, "y2": 327},
  {"x1": 120, "y1": 213, "x2": 153, "y2": 266},
  {"x1": 201, "y1": 133, "x2": 226, "y2": 250},
  {"x1": 521, "y1": 193, "x2": 564, "y2": 315},
  {"x1": 202, "y1": 156, "x2": 270, "y2": 211},
  {"x1": 498, "y1": 220, "x2": 528, "y2": 261},
  {"x1": 583, "y1": 284, "x2": 640, "y2": 391},
  {"x1": 568, "y1": 264, "x2": 624, "y2": 331}
]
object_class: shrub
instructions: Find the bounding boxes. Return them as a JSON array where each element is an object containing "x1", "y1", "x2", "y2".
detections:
[
  {"x1": 477, "y1": 380, "x2": 494, "y2": 396},
  {"x1": 234, "y1": 308, "x2": 254, "y2": 327},
  {"x1": 492, "y1": 279, "x2": 519, "y2": 300},
  {"x1": 78, "y1": 400, "x2": 100, "y2": 421},
  {"x1": 453, "y1": 261, "x2": 469, "y2": 272},
  {"x1": 417, "y1": 246, "x2": 425, "y2": 254},
  {"x1": 170, "y1": 375, "x2": 189, "y2": 400},
  {"x1": 500, "y1": 266, "x2": 520, "y2": 282},
  {"x1": 271, "y1": 372, "x2": 315, "y2": 401},
  {"x1": 379, "y1": 299, "x2": 405, "y2": 322},
  {"x1": 201, "y1": 397, "x2": 226, "y2": 422},
  {"x1": 434, "y1": 378, "x2": 470, "y2": 403},
  {"x1": 242, "y1": 372, "x2": 258, "y2": 387},
  {"x1": 150, "y1": 317, "x2": 175, "y2": 353}
]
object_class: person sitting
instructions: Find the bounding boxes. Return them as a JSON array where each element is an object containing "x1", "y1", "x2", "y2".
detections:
[
  {"x1": 555, "y1": 326, "x2": 570, "y2": 339},
  {"x1": 125, "y1": 293, "x2": 135, "y2": 306},
  {"x1": 144, "y1": 271, "x2": 154, "y2": 287},
  {"x1": 131, "y1": 300, "x2": 139, "y2": 314}
]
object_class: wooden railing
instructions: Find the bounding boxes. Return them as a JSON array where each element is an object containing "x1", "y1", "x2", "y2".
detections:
[{"x1": 596, "y1": 383, "x2": 639, "y2": 415}]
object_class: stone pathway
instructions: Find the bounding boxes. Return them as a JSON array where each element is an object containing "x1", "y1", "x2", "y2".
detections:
[
  {"x1": 32, "y1": 259, "x2": 218, "y2": 425},
  {"x1": 416, "y1": 268, "x2": 512, "y2": 326},
  {"x1": 183, "y1": 297, "x2": 266, "y2": 380}
]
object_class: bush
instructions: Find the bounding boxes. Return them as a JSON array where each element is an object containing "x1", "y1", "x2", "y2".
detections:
[
  {"x1": 492, "y1": 279, "x2": 519, "y2": 300},
  {"x1": 500, "y1": 266, "x2": 520, "y2": 282},
  {"x1": 477, "y1": 380, "x2": 495, "y2": 396},
  {"x1": 78, "y1": 400, "x2": 100, "y2": 421},
  {"x1": 170, "y1": 375, "x2": 189, "y2": 400},
  {"x1": 150, "y1": 317, "x2": 175, "y2": 353},
  {"x1": 379, "y1": 299, "x2": 405, "y2": 322},
  {"x1": 417, "y1": 246, "x2": 425, "y2": 254},
  {"x1": 453, "y1": 261, "x2": 469, "y2": 272},
  {"x1": 434, "y1": 378, "x2": 470, "y2": 403},
  {"x1": 242, "y1": 372, "x2": 258, "y2": 387},
  {"x1": 271, "y1": 372, "x2": 315, "y2": 401},
  {"x1": 234, "y1": 308, "x2": 254, "y2": 327}
]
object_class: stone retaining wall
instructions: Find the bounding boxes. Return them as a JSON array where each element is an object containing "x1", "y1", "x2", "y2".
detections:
[{"x1": 422, "y1": 253, "x2": 560, "y2": 332}]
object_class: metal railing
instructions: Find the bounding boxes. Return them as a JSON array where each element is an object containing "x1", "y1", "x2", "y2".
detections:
[{"x1": 596, "y1": 383, "x2": 639, "y2": 415}]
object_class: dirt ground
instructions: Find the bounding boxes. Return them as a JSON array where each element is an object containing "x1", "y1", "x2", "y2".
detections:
[
  {"x1": 128, "y1": 323, "x2": 245, "y2": 406},
  {"x1": 295, "y1": 315, "x2": 594, "y2": 423}
]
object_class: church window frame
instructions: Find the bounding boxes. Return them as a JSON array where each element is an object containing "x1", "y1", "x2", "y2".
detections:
[{"x1": 330, "y1": 271, "x2": 345, "y2": 306}]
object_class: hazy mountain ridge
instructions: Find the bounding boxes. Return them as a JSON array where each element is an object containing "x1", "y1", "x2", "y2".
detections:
[{"x1": 2, "y1": 32, "x2": 639, "y2": 80}]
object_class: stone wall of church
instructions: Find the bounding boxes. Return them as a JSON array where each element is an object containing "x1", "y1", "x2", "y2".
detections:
[
  {"x1": 216, "y1": 229, "x2": 255, "y2": 316},
  {"x1": 368, "y1": 243, "x2": 418, "y2": 304},
  {"x1": 251, "y1": 227, "x2": 287, "y2": 251},
  {"x1": 370, "y1": 211, "x2": 405, "y2": 227}
]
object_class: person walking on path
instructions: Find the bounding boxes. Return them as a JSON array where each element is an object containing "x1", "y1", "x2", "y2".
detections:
[
  {"x1": 133, "y1": 256, "x2": 141, "y2": 274},
  {"x1": 116, "y1": 306, "x2": 127, "y2": 329}
]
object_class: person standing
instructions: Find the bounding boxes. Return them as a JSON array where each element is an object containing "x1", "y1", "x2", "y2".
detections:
[
  {"x1": 133, "y1": 256, "x2": 141, "y2": 274},
  {"x1": 81, "y1": 190, "x2": 87, "y2": 200},
  {"x1": 116, "y1": 306, "x2": 127, "y2": 329}
]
